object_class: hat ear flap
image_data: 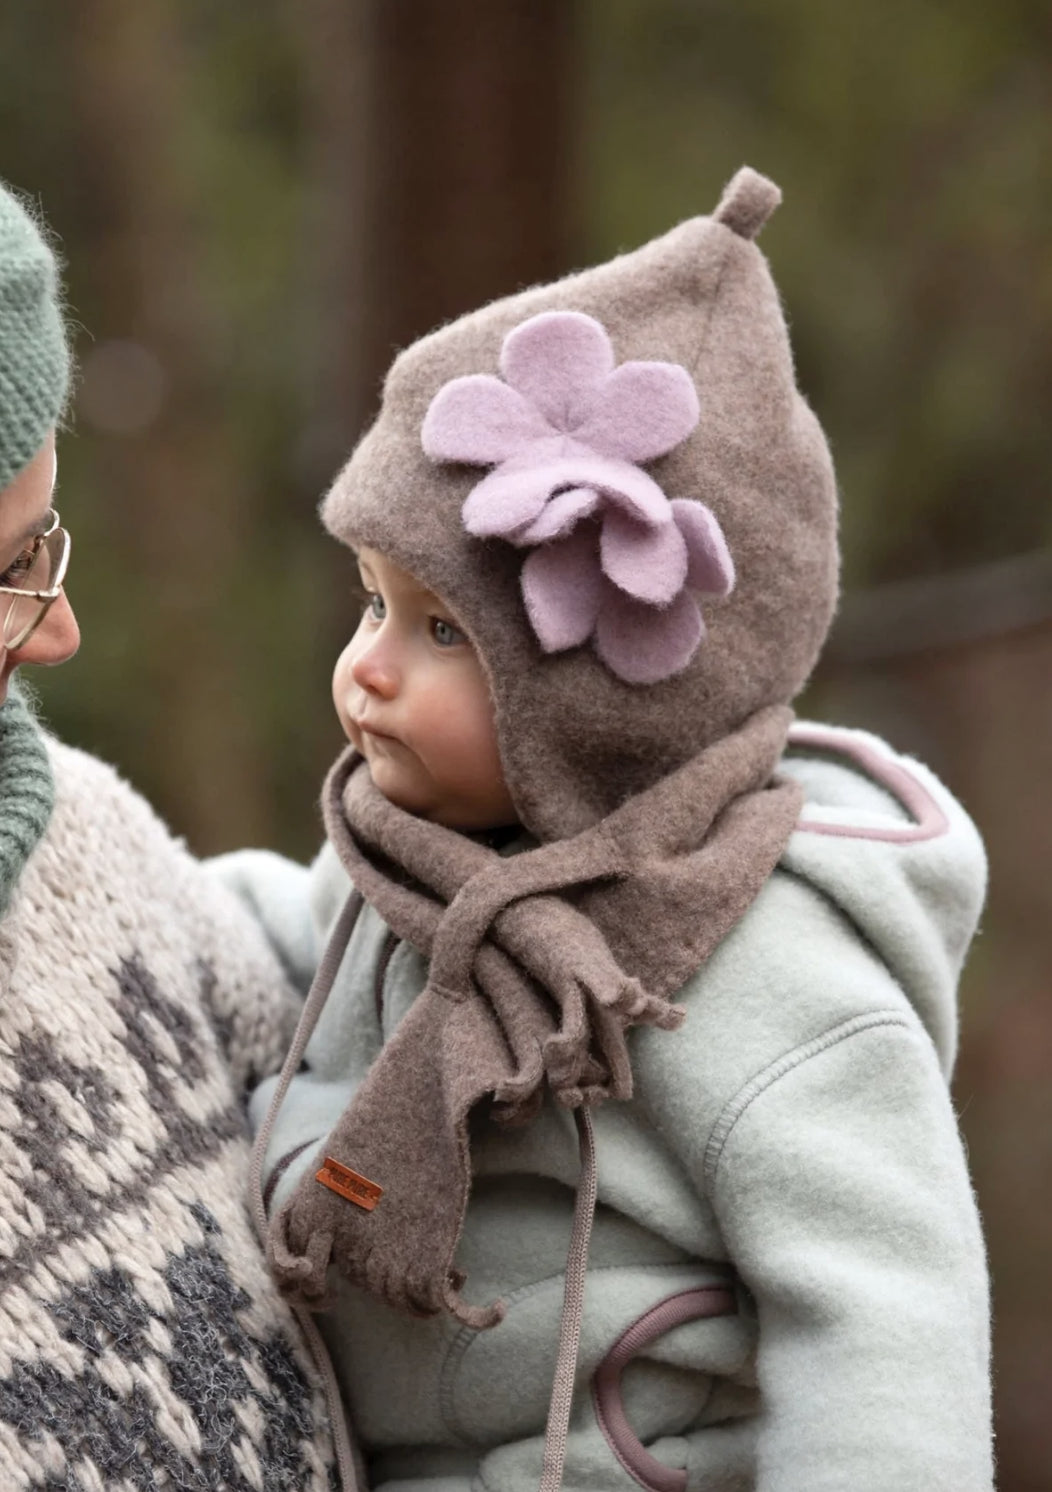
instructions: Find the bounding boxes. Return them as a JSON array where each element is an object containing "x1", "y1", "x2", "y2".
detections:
[{"x1": 713, "y1": 167, "x2": 781, "y2": 241}]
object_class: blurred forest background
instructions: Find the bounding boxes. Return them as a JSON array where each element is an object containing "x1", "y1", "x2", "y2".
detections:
[{"x1": 2, "y1": 1, "x2": 1050, "y2": 1485}]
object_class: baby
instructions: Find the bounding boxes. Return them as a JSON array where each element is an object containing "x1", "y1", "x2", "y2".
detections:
[{"x1": 221, "y1": 168, "x2": 993, "y2": 1492}]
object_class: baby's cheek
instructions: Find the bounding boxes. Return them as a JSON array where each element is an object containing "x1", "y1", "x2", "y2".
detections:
[{"x1": 448, "y1": 694, "x2": 505, "y2": 784}]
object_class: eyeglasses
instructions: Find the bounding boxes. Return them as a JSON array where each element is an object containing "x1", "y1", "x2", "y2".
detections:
[{"x1": 0, "y1": 510, "x2": 72, "y2": 650}]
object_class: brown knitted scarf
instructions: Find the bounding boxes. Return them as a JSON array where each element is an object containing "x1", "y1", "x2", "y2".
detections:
[{"x1": 267, "y1": 703, "x2": 802, "y2": 1327}]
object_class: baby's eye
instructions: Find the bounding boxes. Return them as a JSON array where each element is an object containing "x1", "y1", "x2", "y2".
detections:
[
  {"x1": 365, "y1": 591, "x2": 387, "y2": 621},
  {"x1": 430, "y1": 617, "x2": 465, "y2": 647}
]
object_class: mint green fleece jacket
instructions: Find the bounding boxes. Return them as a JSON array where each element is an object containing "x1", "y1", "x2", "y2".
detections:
[{"x1": 216, "y1": 724, "x2": 992, "y2": 1492}]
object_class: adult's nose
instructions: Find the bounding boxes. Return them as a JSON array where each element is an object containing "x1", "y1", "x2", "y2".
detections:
[{"x1": 9, "y1": 589, "x2": 80, "y2": 667}]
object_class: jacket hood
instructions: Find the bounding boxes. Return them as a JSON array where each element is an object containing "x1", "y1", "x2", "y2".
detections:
[{"x1": 778, "y1": 722, "x2": 987, "y2": 1075}]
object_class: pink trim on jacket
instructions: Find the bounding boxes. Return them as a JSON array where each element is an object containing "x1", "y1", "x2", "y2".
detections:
[
  {"x1": 591, "y1": 1284, "x2": 737, "y2": 1492},
  {"x1": 788, "y1": 724, "x2": 950, "y2": 843}
]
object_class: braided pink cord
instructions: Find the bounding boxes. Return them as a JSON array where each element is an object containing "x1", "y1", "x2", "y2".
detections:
[{"x1": 539, "y1": 1107, "x2": 599, "y2": 1492}]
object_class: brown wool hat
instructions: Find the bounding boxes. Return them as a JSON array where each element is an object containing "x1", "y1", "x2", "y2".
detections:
[{"x1": 322, "y1": 167, "x2": 839, "y2": 841}]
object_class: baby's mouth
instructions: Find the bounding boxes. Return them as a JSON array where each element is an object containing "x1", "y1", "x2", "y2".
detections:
[{"x1": 357, "y1": 719, "x2": 400, "y2": 745}]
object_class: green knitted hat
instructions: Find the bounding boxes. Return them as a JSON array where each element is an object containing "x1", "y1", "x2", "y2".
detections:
[{"x1": 0, "y1": 178, "x2": 70, "y2": 491}]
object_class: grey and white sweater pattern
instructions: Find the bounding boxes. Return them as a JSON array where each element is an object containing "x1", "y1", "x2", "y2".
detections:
[{"x1": 0, "y1": 739, "x2": 336, "y2": 1490}]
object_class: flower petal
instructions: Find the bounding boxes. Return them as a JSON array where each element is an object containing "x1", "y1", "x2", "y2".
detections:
[
  {"x1": 559, "y1": 451, "x2": 670, "y2": 526},
  {"x1": 594, "y1": 586, "x2": 704, "y2": 685},
  {"x1": 518, "y1": 487, "x2": 599, "y2": 543},
  {"x1": 587, "y1": 459, "x2": 668, "y2": 531},
  {"x1": 500, "y1": 312, "x2": 615, "y2": 430},
  {"x1": 423, "y1": 374, "x2": 552, "y2": 464},
  {"x1": 670, "y1": 499, "x2": 735, "y2": 595},
  {"x1": 599, "y1": 508, "x2": 688, "y2": 605},
  {"x1": 462, "y1": 465, "x2": 553, "y2": 537},
  {"x1": 521, "y1": 527, "x2": 602, "y2": 653},
  {"x1": 465, "y1": 451, "x2": 671, "y2": 540},
  {"x1": 574, "y1": 362, "x2": 700, "y2": 463}
]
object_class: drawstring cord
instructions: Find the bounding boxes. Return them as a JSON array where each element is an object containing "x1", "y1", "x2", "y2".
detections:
[
  {"x1": 252, "y1": 888, "x2": 601, "y2": 1492},
  {"x1": 539, "y1": 1107, "x2": 599, "y2": 1492},
  {"x1": 250, "y1": 891, "x2": 365, "y2": 1492}
]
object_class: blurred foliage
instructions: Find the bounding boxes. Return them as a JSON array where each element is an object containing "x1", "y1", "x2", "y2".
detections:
[
  {"x1": 581, "y1": 0, "x2": 1052, "y2": 587},
  {"x1": 2, "y1": 2, "x2": 350, "y2": 858}
]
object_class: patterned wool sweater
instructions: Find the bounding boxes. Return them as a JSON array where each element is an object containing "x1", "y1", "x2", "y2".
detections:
[{"x1": 0, "y1": 694, "x2": 336, "y2": 1491}]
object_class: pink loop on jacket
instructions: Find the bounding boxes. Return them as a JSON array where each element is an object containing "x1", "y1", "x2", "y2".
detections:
[
  {"x1": 789, "y1": 724, "x2": 950, "y2": 843},
  {"x1": 591, "y1": 1284, "x2": 738, "y2": 1492}
]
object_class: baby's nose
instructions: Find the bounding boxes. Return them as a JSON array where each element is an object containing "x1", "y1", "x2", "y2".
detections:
[{"x1": 350, "y1": 640, "x2": 399, "y2": 698}]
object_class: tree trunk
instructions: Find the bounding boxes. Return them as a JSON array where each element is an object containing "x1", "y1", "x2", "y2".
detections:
[{"x1": 293, "y1": 0, "x2": 578, "y2": 491}]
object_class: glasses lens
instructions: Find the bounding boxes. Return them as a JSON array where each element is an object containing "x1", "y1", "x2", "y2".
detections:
[{"x1": 3, "y1": 530, "x2": 66, "y2": 648}]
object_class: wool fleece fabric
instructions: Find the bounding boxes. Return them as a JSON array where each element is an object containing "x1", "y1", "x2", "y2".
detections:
[
  {"x1": 0, "y1": 689, "x2": 337, "y2": 1490},
  {"x1": 221, "y1": 726, "x2": 992, "y2": 1492}
]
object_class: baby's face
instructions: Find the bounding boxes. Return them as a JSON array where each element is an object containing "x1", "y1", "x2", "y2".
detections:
[{"x1": 333, "y1": 547, "x2": 517, "y2": 831}]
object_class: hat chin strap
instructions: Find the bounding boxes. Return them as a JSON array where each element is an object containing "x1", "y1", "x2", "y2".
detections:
[
  {"x1": 539, "y1": 1106, "x2": 598, "y2": 1492},
  {"x1": 248, "y1": 891, "x2": 366, "y2": 1492}
]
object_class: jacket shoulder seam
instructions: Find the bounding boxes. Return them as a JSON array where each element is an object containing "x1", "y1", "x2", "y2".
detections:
[{"x1": 703, "y1": 1010, "x2": 915, "y2": 1186}]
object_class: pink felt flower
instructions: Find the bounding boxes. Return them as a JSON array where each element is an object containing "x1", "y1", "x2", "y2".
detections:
[{"x1": 422, "y1": 311, "x2": 734, "y2": 684}]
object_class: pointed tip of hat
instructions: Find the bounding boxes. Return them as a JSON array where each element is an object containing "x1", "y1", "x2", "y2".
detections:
[{"x1": 713, "y1": 167, "x2": 782, "y2": 241}]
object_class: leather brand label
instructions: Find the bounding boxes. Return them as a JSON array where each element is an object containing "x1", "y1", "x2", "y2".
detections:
[{"x1": 316, "y1": 1156, "x2": 383, "y2": 1211}]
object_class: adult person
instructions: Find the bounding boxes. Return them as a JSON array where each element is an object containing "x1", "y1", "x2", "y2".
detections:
[{"x1": 0, "y1": 178, "x2": 339, "y2": 1487}]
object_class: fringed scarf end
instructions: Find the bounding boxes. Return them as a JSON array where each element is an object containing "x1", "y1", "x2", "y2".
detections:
[{"x1": 442, "y1": 1272, "x2": 506, "y2": 1330}]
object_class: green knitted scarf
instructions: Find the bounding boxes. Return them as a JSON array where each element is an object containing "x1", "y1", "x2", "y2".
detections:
[{"x1": 0, "y1": 681, "x2": 55, "y2": 917}]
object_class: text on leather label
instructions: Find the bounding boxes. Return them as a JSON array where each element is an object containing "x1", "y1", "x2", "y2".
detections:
[{"x1": 316, "y1": 1156, "x2": 383, "y2": 1211}]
